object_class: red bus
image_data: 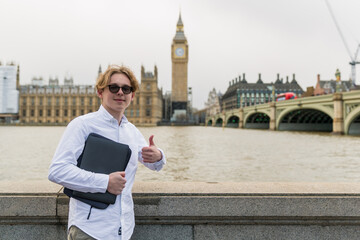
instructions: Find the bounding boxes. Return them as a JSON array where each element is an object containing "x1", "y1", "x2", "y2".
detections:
[{"x1": 276, "y1": 92, "x2": 297, "y2": 101}]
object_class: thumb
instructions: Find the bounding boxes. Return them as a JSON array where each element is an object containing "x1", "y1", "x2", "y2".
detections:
[
  {"x1": 149, "y1": 135, "x2": 155, "y2": 146},
  {"x1": 119, "y1": 171, "x2": 125, "y2": 177}
]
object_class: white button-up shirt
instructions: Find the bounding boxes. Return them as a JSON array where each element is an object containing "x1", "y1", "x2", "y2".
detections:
[{"x1": 48, "y1": 105, "x2": 166, "y2": 240}]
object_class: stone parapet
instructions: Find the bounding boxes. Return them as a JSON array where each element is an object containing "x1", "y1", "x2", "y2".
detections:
[{"x1": 1, "y1": 182, "x2": 360, "y2": 239}]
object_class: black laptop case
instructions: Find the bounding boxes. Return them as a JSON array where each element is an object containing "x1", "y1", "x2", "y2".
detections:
[{"x1": 64, "y1": 133, "x2": 131, "y2": 208}]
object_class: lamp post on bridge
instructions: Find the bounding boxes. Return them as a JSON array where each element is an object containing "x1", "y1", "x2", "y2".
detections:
[{"x1": 335, "y1": 69, "x2": 341, "y2": 93}]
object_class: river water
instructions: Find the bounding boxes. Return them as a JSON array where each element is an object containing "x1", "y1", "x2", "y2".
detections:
[{"x1": 1, "y1": 126, "x2": 360, "y2": 182}]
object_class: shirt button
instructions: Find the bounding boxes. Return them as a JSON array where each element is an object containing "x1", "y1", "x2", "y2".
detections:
[{"x1": 118, "y1": 227, "x2": 122, "y2": 235}]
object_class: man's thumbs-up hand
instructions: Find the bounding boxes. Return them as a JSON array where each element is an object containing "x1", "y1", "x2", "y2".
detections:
[
  {"x1": 149, "y1": 135, "x2": 155, "y2": 146},
  {"x1": 141, "y1": 135, "x2": 162, "y2": 163}
]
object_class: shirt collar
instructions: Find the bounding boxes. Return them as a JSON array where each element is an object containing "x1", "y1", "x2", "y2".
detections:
[{"x1": 98, "y1": 105, "x2": 128, "y2": 125}]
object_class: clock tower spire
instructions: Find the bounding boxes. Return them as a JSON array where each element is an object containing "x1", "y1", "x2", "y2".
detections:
[{"x1": 171, "y1": 12, "x2": 189, "y2": 121}]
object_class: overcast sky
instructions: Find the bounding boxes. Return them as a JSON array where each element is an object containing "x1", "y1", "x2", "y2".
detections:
[{"x1": 1, "y1": 0, "x2": 360, "y2": 109}]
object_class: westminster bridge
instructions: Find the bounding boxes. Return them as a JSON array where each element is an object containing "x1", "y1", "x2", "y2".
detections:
[{"x1": 206, "y1": 91, "x2": 360, "y2": 135}]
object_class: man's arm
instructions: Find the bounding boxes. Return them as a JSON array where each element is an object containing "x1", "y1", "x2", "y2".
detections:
[
  {"x1": 48, "y1": 118, "x2": 109, "y2": 193},
  {"x1": 140, "y1": 135, "x2": 166, "y2": 171}
]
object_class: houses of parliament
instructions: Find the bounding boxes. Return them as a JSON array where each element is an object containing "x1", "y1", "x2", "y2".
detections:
[{"x1": 14, "y1": 14, "x2": 189, "y2": 126}]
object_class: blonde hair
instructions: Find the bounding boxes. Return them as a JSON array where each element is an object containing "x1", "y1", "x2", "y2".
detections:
[{"x1": 96, "y1": 65, "x2": 139, "y2": 92}]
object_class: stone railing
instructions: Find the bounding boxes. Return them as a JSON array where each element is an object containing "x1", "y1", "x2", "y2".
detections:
[{"x1": 1, "y1": 181, "x2": 360, "y2": 239}]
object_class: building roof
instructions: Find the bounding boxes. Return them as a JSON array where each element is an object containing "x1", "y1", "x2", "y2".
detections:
[
  {"x1": 222, "y1": 75, "x2": 304, "y2": 99},
  {"x1": 174, "y1": 13, "x2": 187, "y2": 41},
  {"x1": 177, "y1": 13, "x2": 183, "y2": 27},
  {"x1": 318, "y1": 79, "x2": 353, "y2": 92},
  {"x1": 174, "y1": 31, "x2": 187, "y2": 41},
  {"x1": 144, "y1": 72, "x2": 154, "y2": 78}
]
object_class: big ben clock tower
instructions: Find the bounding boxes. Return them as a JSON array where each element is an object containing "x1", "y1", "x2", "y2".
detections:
[{"x1": 171, "y1": 13, "x2": 188, "y2": 119}]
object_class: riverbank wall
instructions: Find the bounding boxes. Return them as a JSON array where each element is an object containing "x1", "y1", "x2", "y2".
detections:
[{"x1": 1, "y1": 182, "x2": 360, "y2": 240}]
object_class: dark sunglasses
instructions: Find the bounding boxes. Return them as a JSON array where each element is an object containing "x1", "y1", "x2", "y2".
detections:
[{"x1": 107, "y1": 84, "x2": 133, "y2": 94}]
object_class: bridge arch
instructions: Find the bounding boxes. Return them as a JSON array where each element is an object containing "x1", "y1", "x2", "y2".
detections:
[
  {"x1": 278, "y1": 108, "x2": 333, "y2": 132},
  {"x1": 215, "y1": 117, "x2": 223, "y2": 127},
  {"x1": 344, "y1": 105, "x2": 360, "y2": 135},
  {"x1": 244, "y1": 111, "x2": 270, "y2": 129},
  {"x1": 207, "y1": 119, "x2": 213, "y2": 126},
  {"x1": 277, "y1": 105, "x2": 333, "y2": 128},
  {"x1": 226, "y1": 115, "x2": 239, "y2": 128}
]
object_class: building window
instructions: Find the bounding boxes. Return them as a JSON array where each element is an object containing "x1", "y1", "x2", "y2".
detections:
[
  {"x1": 81, "y1": 109, "x2": 84, "y2": 115},
  {"x1": 73, "y1": 97, "x2": 76, "y2": 105},
  {"x1": 146, "y1": 84, "x2": 151, "y2": 90},
  {"x1": 47, "y1": 109, "x2": 51, "y2": 116},
  {"x1": 130, "y1": 109, "x2": 133, "y2": 116},
  {"x1": 136, "y1": 110, "x2": 139, "y2": 117},
  {"x1": 146, "y1": 109, "x2": 151, "y2": 116},
  {"x1": 39, "y1": 109, "x2": 43, "y2": 117},
  {"x1": 146, "y1": 97, "x2": 151, "y2": 105},
  {"x1": 31, "y1": 97, "x2": 35, "y2": 105},
  {"x1": 56, "y1": 109, "x2": 59, "y2": 117},
  {"x1": 23, "y1": 98, "x2": 26, "y2": 106},
  {"x1": 47, "y1": 97, "x2": 51, "y2": 106},
  {"x1": 136, "y1": 97, "x2": 139, "y2": 105},
  {"x1": 30, "y1": 109, "x2": 34, "y2": 117},
  {"x1": 73, "y1": 109, "x2": 76, "y2": 116},
  {"x1": 39, "y1": 97, "x2": 43, "y2": 106},
  {"x1": 56, "y1": 97, "x2": 60, "y2": 106},
  {"x1": 81, "y1": 97, "x2": 84, "y2": 105},
  {"x1": 64, "y1": 109, "x2": 68, "y2": 117},
  {"x1": 22, "y1": 109, "x2": 26, "y2": 116},
  {"x1": 89, "y1": 97, "x2": 93, "y2": 106},
  {"x1": 64, "y1": 97, "x2": 68, "y2": 105}
]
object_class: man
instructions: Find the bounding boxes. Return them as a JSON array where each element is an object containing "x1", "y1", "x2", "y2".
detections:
[{"x1": 48, "y1": 65, "x2": 166, "y2": 240}]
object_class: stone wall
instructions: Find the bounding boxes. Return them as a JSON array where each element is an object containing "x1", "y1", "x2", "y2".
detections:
[{"x1": 1, "y1": 182, "x2": 360, "y2": 240}]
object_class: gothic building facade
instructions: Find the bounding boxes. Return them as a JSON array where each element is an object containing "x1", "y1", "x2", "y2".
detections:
[
  {"x1": 19, "y1": 80, "x2": 100, "y2": 124},
  {"x1": 126, "y1": 66, "x2": 163, "y2": 126},
  {"x1": 19, "y1": 65, "x2": 163, "y2": 126}
]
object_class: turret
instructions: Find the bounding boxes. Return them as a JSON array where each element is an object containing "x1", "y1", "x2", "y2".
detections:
[
  {"x1": 256, "y1": 73, "x2": 263, "y2": 84},
  {"x1": 98, "y1": 65, "x2": 102, "y2": 77},
  {"x1": 141, "y1": 65, "x2": 145, "y2": 78},
  {"x1": 176, "y1": 12, "x2": 184, "y2": 32},
  {"x1": 242, "y1": 73, "x2": 247, "y2": 83},
  {"x1": 154, "y1": 65, "x2": 158, "y2": 78},
  {"x1": 291, "y1": 74, "x2": 297, "y2": 84}
]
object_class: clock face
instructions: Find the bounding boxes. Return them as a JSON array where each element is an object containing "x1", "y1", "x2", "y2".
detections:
[{"x1": 175, "y1": 47, "x2": 184, "y2": 57}]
